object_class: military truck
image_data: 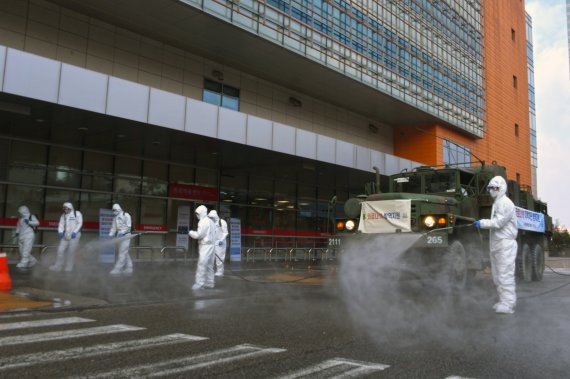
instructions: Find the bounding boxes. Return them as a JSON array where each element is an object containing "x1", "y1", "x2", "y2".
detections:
[{"x1": 329, "y1": 162, "x2": 552, "y2": 287}]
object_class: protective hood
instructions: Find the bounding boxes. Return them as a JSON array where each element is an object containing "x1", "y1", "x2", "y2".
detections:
[
  {"x1": 208, "y1": 210, "x2": 220, "y2": 223},
  {"x1": 195, "y1": 205, "x2": 208, "y2": 220},
  {"x1": 112, "y1": 203, "x2": 122, "y2": 216},
  {"x1": 63, "y1": 202, "x2": 74, "y2": 213},
  {"x1": 18, "y1": 205, "x2": 30, "y2": 218},
  {"x1": 488, "y1": 176, "x2": 507, "y2": 200}
]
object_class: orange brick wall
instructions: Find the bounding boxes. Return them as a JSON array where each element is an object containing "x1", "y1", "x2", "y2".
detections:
[{"x1": 395, "y1": 0, "x2": 532, "y2": 188}]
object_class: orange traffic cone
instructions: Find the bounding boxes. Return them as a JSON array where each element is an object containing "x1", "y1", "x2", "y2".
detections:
[{"x1": 0, "y1": 253, "x2": 12, "y2": 291}]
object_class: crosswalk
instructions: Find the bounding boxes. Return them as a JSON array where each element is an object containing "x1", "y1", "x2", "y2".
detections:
[{"x1": 0, "y1": 315, "x2": 467, "y2": 378}]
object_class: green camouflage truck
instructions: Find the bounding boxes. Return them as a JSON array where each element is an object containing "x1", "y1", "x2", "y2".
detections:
[{"x1": 329, "y1": 163, "x2": 552, "y2": 287}]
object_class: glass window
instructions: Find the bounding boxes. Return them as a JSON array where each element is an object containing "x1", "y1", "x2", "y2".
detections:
[
  {"x1": 8, "y1": 141, "x2": 47, "y2": 185},
  {"x1": 203, "y1": 79, "x2": 240, "y2": 111},
  {"x1": 443, "y1": 139, "x2": 471, "y2": 167},
  {"x1": 142, "y1": 161, "x2": 168, "y2": 196},
  {"x1": 170, "y1": 164, "x2": 195, "y2": 184},
  {"x1": 297, "y1": 185, "x2": 316, "y2": 232},
  {"x1": 248, "y1": 176, "x2": 273, "y2": 206},
  {"x1": 44, "y1": 189, "x2": 79, "y2": 223},
  {"x1": 246, "y1": 206, "x2": 273, "y2": 230},
  {"x1": 80, "y1": 192, "x2": 112, "y2": 223},
  {"x1": 46, "y1": 147, "x2": 82, "y2": 188},
  {"x1": 115, "y1": 157, "x2": 142, "y2": 194},
  {"x1": 5, "y1": 184, "x2": 44, "y2": 223},
  {"x1": 82, "y1": 152, "x2": 113, "y2": 191}
]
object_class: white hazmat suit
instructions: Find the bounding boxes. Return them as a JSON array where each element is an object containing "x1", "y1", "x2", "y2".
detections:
[
  {"x1": 15, "y1": 206, "x2": 39, "y2": 269},
  {"x1": 208, "y1": 210, "x2": 228, "y2": 277},
  {"x1": 109, "y1": 204, "x2": 133, "y2": 275},
  {"x1": 476, "y1": 176, "x2": 518, "y2": 314},
  {"x1": 189, "y1": 205, "x2": 216, "y2": 289},
  {"x1": 51, "y1": 202, "x2": 83, "y2": 272}
]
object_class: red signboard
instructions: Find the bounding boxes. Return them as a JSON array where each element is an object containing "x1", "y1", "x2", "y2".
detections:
[
  {"x1": 168, "y1": 183, "x2": 219, "y2": 201},
  {"x1": 0, "y1": 218, "x2": 167, "y2": 233}
]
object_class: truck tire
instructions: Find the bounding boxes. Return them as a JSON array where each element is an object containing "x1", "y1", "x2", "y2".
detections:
[
  {"x1": 531, "y1": 244, "x2": 545, "y2": 281},
  {"x1": 517, "y1": 243, "x2": 532, "y2": 283},
  {"x1": 446, "y1": 240, "x2": 468, "y2": 290}
]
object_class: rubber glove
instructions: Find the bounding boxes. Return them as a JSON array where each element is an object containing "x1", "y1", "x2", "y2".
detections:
[
  {"x1": 58, "y1": 232, "x2": 64, "y2": 238},
  {"x1": 71, "y1": 232, "x2": 77, "y2": 239},
  {"x1": 473, "y1": 220, "x2": 481, "y2": 228},
  {"x1": 24, "y1": 219, "x2": 29, "y2": 224},
  {"x1": 117, "y1": 232, "x2": 125, "y2": 238}
]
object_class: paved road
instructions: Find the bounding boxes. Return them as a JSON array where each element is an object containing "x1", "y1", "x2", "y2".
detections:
[{"x1": 1, "y1": 260, "x2": 569, "y2": 378}]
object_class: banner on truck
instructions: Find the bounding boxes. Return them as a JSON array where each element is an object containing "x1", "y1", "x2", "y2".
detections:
[
  {"x1": 359, "y1": 200, "x2": 412, "y2": 233},
  {"x1": 515, "y1": 207, "x2": 545, "y2": 233}
]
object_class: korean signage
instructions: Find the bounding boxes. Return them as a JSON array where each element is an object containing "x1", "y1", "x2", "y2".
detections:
[
  {"x1": 98, "y1": 208, "x2": 115, "y2": 263},
  {"x1": 168, "y1": 183, "x2": 219, "y2": 201},
  {"x1": 229, "y1": 218, "x2": 241, "y2": 262},
  {"x1": 515, "y1": 207, "x2": 545, "y2": 233},
  {"x1": 358, "y1": 200, "x2": 412, "y2": 233},
  {"x1": 176, "y1": 206, "x2": 190, "y2": 251}
]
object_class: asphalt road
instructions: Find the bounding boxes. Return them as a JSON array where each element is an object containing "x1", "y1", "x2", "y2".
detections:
[{"x1": 1, "y1": 260, "x2": 570, "y2": 378}]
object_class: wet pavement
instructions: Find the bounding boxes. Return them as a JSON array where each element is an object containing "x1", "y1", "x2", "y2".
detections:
[{"x1": 1, "y1": 258, "x2": 336, "y2": 312}]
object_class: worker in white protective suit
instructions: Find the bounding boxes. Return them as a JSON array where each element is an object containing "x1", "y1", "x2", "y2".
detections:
[
  {"x1": 208, "y1": 210, "x2": 229, "y2": 277},
  {"x1": 189, "y1": 205, "x2": 216, "y2": 290},
  {"x1": 15, "y1": 206, "x2": 39, "y2": 269},
  {"x1": 474, "y1": 176, "x2": 518, "y2": 314},
  {"x1": 50, "y1": 202, "x2": 83, "y2": 272},
  {"x1": 109, "y1": 203, "x2": 133, "y2": 276}
]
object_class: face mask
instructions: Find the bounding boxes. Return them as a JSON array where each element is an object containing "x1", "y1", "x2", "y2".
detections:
[
  {"x1": 63, "y1": 207, "x2": 72, "y2": 214},
  {"x1": 113, "y1": 210, "x2": 120, "y2": 216},
  {"x1": 487, "y1": 186, "x2": 499, "y2": 199}
]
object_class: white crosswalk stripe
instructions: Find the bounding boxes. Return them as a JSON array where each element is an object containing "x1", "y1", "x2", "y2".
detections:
[
  {"x1": 69, "y1": 343, "x2": 287, "y2": 379},
  {"x1": 0, "y1": 317, "x2": 94, "y2": 331},
  {"x1": 0, "y1": 324, "x2": 144, "y2": 347},
  {"x1": 0, "y1": 333, "x2": 207, "y2": 371},
  {"x1": 275, "y1": 357, "x2": 390, "y2": 379}
]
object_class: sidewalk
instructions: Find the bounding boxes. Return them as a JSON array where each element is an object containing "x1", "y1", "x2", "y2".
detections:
[{"x1": 1, "y1": 259, "x2": 333, "y2": 313}]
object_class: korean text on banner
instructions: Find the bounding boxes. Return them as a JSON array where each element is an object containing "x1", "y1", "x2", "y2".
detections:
[
  {"x1": 358, "y1": 200, "x2": 412, "y2": 233},
  {"x1": 229, "y1": 218, "x2": 241, "y2": 262},
  {"x1": 515, "y1": 207, "x2": 545, "y2": 232}
]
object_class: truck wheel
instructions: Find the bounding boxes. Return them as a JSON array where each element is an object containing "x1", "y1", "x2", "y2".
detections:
[
  {"x1": 446, "y1": 240, "x2": 467, "y2": 290},
  {"x1": 517, "y1": 243, "x2": 532, "y2": 283},
  {"x1": 531, "y1": 244, "x2": 545, "y2": 281}
]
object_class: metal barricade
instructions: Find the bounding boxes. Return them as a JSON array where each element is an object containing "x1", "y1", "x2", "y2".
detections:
[
  {"x1": 129, "y1": 246, "x2": 155, "y2": 261},
  {"x1": 287, "y1": 248, "x2": 307, "y2": 262},
  {"x1": 160, "y1": 246, "x2": 187, "y2": 262},
  {"x1": 266, "y1": 247, "x2": 288, "y2": 262},
  {"x1": 308, "y1": 248, "x2": 330, "y2": 261},
  {"x1": 245, "y1": 248, "x2": 266, "y2": 262},
  {"x1": 40, "y1": 245, "x2": 58, "y2": 256}
]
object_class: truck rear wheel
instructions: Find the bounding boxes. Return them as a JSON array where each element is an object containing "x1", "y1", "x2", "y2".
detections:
[
  {"x1": 446, "y1": 240, "x2": 467, "y2": 290},
  {"x1": 518, "y1": 243, "x2": 532, "y2": 283},
  {"x1": 531, "y1": 244, "x2": 545, "y2": 281}
]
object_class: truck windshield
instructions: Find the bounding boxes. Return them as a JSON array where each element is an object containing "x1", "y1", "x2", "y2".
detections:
[
  {"x1": 392, "y1": 173, "x2": 421, "y2": 193},
  {"x1": 425, "y1": 171, "x2": 457, "y2": 194}
]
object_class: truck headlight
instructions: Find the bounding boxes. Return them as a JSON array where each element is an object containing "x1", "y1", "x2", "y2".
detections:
[
  {"x1": 424, "y1": 216, "x2": 435, "y2": 228},
  {"x1": 345, "y1": 220, "x2": 356, "y2": 231}
]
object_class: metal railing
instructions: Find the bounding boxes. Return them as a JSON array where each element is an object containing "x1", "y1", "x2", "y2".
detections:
[
  {"x1": 160, "y1": 246, "x2": 188, "y2": 262},
  {"x1": 308, "y1": 248, "x2": 331, "y2": 261},
  {"x1": 245, "y1": 248, "x2": 266, "y2": 262},
  {"x1": 266, "y1": 247, "x2": 288, "y2": 262},
  {"x1": 286, "y1": 248, "x2": 307, "y2": 262},
  {"x1": 129, "y1": 246, "x2": 155, "y2": 261},
  {"x1": 40, "y1": 245, "x2": 59, "y2": 256}
]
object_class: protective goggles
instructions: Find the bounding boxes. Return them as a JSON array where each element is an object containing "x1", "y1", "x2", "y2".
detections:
[{"x1": 487, "y1": 186, "x2": 499, "y2": 191}]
